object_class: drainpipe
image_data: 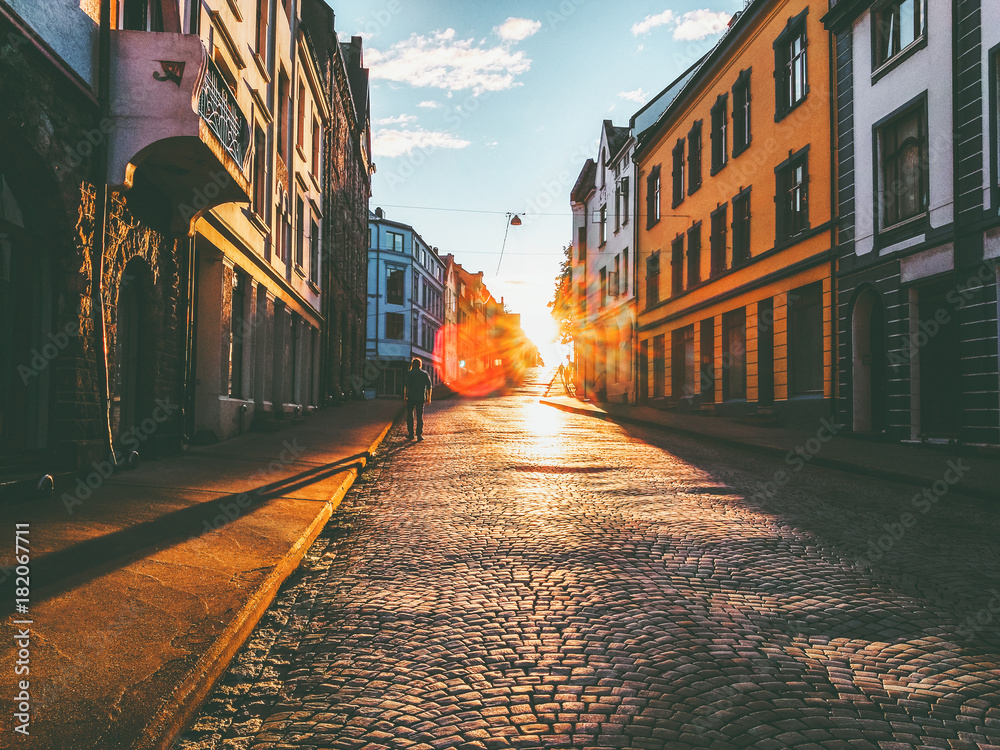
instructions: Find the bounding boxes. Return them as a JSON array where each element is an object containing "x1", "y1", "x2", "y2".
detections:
[
  {"x1": 828, "y1": 24, "x2": 838, "y2": 424},
  {"x1": 93, "y1": 0, "x2": 117, "y2": 468}
]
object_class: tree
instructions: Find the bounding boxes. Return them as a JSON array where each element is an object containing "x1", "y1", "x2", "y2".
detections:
[{"x1": 547, "y1": 244, "x2": 575, "y2": 345}]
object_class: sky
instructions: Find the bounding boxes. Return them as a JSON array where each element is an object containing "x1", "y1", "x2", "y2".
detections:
[{"x1": 325, "y1": 0, "x2": 746, "y2": 365}]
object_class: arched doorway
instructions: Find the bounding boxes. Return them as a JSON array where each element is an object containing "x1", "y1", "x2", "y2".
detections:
[
  {"x1": 852, "y1": 288, "x2": 887, "y2": 434},
  {"x1": 111, "y1": 259, "x2": 154, "y2": 447},
  {"x1": 0, "y1": 167, "x2": 53, "y2": 454}
]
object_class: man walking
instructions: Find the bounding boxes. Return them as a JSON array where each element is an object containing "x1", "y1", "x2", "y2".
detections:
[{"x1": 403, "y1": 357, "x2": 432, "y2": 441}]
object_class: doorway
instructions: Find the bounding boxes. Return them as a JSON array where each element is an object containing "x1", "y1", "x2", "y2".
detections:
[{"x1": 852, "y1": 288, "x2": 887, "y2": 433}]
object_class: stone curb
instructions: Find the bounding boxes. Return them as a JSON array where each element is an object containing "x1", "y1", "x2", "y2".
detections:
[
  {"x1": 136, "y1": 409, "x2": 403, "y2": 750},
  {"x1": 539, "y1": 399, "x2": 997, "y2": 503}
]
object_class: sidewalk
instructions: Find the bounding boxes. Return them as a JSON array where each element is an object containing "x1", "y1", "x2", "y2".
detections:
[
  {"x1": 540, "y1": 397, "x2": 1000, "y2": 502},
  {"x1": 0, "y1": 398, "x2": 401, "y2": 750}
]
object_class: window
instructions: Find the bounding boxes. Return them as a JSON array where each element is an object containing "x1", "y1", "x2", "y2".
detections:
[
  {"x1": 687, "y1": 222, "x2": 702, "y2": 287},
  {"x1": 309, "y1": 219, "x2": 319, "y2": 283},
  {"x1": 614, "y1": 182, "x2": 621, "y2": 232},
  {"x1": 256, "y1": 0, "x2": 269, "y2": 55},
  {"x1": 878, "y1": 99, "x2": 928, "y2": 229},
  {"x1": 600, "y1": 267, "x2": 607, "y2": 308},
  {"x1": 732, "y1": 188, "x2": 751, "y2": 266},
  {"x1": 295, "y1": 197, "x2": 304, "y2": 268},
  {"x1": 599, "y1": 204, "x2": 608, "y2": 245},
  {"x1": 774, "y1": 11, "x2": 808, "y2": 119},
  {"x1": 578, "y1": 225, "x2": 587, "y2": 261},
  {"x1": 230, "y1": 271, "x2": 246, "y2": 398},
  {"x1": 776, "y1": 148, "x2": 809, "y2": 241},
  {"x1": 613, "y1": 254, "x2": 621, "y2": 297},
  {"x1": 387, "y1": 268, "x2": 404, "y2": 305},
  {"x1": 788, "y1": 282, "x2": 824, "y2": 395},
  {"x1": 253, "y1": 126, "x2": 267, "y2": 217},
  {"x1": 652, "y1": 334, "x2": 665, "y2": 398},
  {"x1": 386, "y1": 312, "x2": 404, "y2": 340},
  {"x1": 722, "y1": 308, "x2": 747, "y2": 400},
  {"x1": 646, "y1": 252, "x2": 660, "y2": 307},
  {"x1": 620, "y1": 177, "x2": 630, "y2": 226},
  {"x1": 671, "y1": 236, "x2": 684, "y2": 296},
  {"x1": 688, "y1": 120, "x2": 702, "y2": 194},
  {"x1": 277, "y1": 71, "x2": 290, "y2": 163},
  {"x1": 622, "y1": 248, "x2": 629, "y2": 295},
  {"x1": 700, "y1": 319, "x2": 715, "y2": 404},
  {"x1": 733, "y1": 68, "x2": 752, "y2": 155},
  {"x1": 647, "y1": 167, "x2": 661, "y2": 227},
  {"x1": 671, "y1": 326, "x2": 695, "y2": 401},
  {"x1": 312, "y1": 118, "x2": 321, "y2": 176},
  {"x1": 711, "y1": 94, "x2": 728, "y2": 174},
  {"x1": 710, "y1": 204, "x2": 728, "y2": 277},
  {"x1": 387, "y1": 231, "x2": 404, "y2": 252},
  {"x1": 672, "y1": 140, "x2": 685, "y2": 207},
  {"x1": 873, "y1": 0, "x2": 925, "y2": 69},
  {"x1": 121, "y1": 0, "x2": 164, "y2": 31}
]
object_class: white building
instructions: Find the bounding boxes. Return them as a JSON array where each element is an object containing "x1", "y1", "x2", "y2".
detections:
[{"x1": 570, "y1": 120, "x2": 637, "y2": 403}]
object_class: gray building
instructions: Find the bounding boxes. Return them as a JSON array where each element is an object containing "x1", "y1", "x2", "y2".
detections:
[{"x1": 366, "y1": 209, "x2": 445, "y2": 396}]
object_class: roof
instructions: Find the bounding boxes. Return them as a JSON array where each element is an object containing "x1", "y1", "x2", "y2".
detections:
[
  {"x1": 570, "y1": 159, "x2": 596, "y2": 204},
  {"x1": 603, "y1": 120, "x2": 631, "y2": 162},
  {"x1": 632, "y1": 1, "x2": 767, "y2": 158}
]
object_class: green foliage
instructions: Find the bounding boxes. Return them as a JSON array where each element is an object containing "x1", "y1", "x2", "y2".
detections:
[{"x1": 547, "y1": 243, "x2": 574, "y2": 345}]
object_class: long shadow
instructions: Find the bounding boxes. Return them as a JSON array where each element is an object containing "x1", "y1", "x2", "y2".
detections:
[{"x1": 1, "y1": 452, "x2": 371, "y2": 610}]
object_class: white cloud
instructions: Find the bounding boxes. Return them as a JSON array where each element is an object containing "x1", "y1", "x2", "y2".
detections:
[
  {"x1": 618, "y1": 88, "x2": 649, "y2": 104},
  {"x1": 373, "y1": 114, "x2": 417, "y2": 126},
  {"x1": 372, "y1": 128, "x2": 472, "y2": 158},
  {"x1": 418, "y1": 100, "x2": 441, "y2": 109},
  {"x1": 673, "y1": 9, "x2": 731, "y2": 40},
  {"x1": 631, "y1": 8, "x2": 731, "y2": 40},
  {"x1": 366, "y1": 29, "x2": 532, "y2": 94},
  {"x1": 495, "y1": 17, "x2": 542, "y2": 42},
  {"x1": 631, "y1": 10, "x2": 674, "y2": 36}
]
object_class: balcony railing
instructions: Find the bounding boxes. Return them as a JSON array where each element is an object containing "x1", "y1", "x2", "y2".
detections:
[{"x1": 198, "y1": 59, "x2": 250, "y2": 170}]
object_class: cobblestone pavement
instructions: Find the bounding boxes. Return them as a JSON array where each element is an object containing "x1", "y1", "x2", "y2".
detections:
[{"x1": 176, "y1": 368, "x2": 1000, "y2": 750}]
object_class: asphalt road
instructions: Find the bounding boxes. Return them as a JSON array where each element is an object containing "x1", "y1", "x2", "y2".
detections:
[{"x1": 175, "y1": 367, "x2": 1000, "y2": 750}]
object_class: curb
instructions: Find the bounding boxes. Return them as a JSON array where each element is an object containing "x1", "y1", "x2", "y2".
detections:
[
  {"x1": 540, "y1": 399, "x2": 997, "y2": 503},
  {"x1": 137, "y1": 411, "x2": 402, "y2": 750}
]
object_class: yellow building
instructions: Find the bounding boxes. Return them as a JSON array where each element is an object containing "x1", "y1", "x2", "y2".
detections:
[{"x1": 634, "y1": 0, "x2": 835, "y2": 426}]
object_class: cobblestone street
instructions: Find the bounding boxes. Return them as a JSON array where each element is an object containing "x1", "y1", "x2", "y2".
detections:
[{"x1": 176, "y1": 369, "x2": 1000, "y2": 750}]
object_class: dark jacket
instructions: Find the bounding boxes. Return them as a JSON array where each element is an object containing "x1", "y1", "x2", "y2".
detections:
[{"x1": 404, "y1": 367, "x2": 432, "y2": 403}]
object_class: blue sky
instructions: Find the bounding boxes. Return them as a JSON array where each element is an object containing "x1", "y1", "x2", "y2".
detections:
[{"x1": 326, "y1": 0, "x2": 745, "y2": 363}]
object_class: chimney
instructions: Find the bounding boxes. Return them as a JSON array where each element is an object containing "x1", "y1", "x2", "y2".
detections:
[{"x1": 375, "y1": 207, "x2": 384, "y2": 219}]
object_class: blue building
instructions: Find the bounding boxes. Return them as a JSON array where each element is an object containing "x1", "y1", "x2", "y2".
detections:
[{"x1": 366, "y1": 209, "x2": 446, "y2": 396}]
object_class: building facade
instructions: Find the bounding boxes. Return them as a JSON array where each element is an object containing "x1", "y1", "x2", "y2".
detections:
[
  {"x1": 366, "y1": 210, "x2": 445, "y2": 396},
  {"x1": 302, "y1": 0, "x2": 373, "y2": 403},
  {"x1": 571, "y1": 121, "x2": 637, "y2": 403},
  {"x1": 0, "y1": 0, "x2": 370, "y2": 494},
  {"x1": 635, "y1": 0, "x2": 836, "y2": 427},
  {"x1": 824, "y1": 0, "x2": 999, "y2": 444}
]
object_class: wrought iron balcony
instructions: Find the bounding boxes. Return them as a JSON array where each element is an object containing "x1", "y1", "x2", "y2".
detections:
[
  {"x1": 198, "y1": 59, "x2": 250, "y2": 171},
  {"x1": 108, "y1": 30, "x2": 252, "y2": 234}
]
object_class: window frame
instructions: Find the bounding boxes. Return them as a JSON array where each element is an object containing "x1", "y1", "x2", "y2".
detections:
[
  {"x1": 671, "y1": 235, "x2": 684, "y2": 297},
  {"x1": 646, "y1": 166, "x2": 661, "y2": 228},
  {"x1": 871, "y1": 0, "x2": 927, "y2": 80},
  {"x1": 386, "y1": 267, "x2": 405, "y2": 306},
  {"x1": 687, "y1": 222, "x2": 702, "y2": 287},
  {"x1": 873, "y1": 92, "x2": 929, "y2": 237},
  {"x1": 711, "y1": 93, "x2": 729, "y2": 175},
  {"x1": 710, "y1": 203, "x2": 728, "y2": 278},
  {"x1": 387, "y1": 231, "x2": 404, "y2": 253},
  {"x1": 732, "y1": 68, "x2": 753, "y2": 157},
  {"x1": 385, "y1": 311, "x2": 405, "y2": 340},
  {"x1": 774, "y1": 146, "x2": 810, "y2": 244},
  {"x1": 646, "y1": 251, "x2": 660, "y2": 308},
  {"x1": 787, "y1": 282, "x2": 824, "y2": 396},
  {"x1": 773, "y1": 9, "x2": 809, "y2": 122},
  {"x1": 688, "y1": 120, "x2": 703, "y2": 195},
  {"x1": 672, "y1": 139, "x2": 685, "y2": 207},
  {"x1": 731, "y1": 187, "x2": 752, "y2": 267},
  {"x1": 991, "y1": 44, "x2": 1000, "y2": 211}
]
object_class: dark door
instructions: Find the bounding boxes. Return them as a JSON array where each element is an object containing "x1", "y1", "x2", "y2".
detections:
[
  {"x1": 757, "y1": 298, "x2": 774, "y2": 407},
  {"x1": 918, "y1": 281, "x2": 960, "y2": 436}
]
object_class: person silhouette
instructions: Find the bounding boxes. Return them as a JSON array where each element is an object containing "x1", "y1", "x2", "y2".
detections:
[{"x1": 403, "y1": 357, "x2": 432, "y2": 441}]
